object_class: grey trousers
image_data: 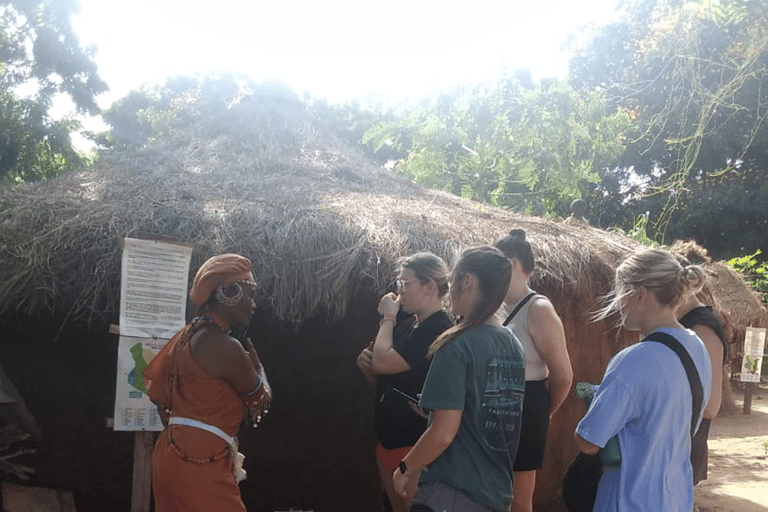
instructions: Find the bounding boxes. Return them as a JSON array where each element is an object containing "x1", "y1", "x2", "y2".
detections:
[{"x1": 411, "y1": 483, "x2": 496, "y2": 512}]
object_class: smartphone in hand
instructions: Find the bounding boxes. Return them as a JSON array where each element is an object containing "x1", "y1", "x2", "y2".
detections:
[{"x1": 391, "y1": 387, "x2": 418, "y2": 403}]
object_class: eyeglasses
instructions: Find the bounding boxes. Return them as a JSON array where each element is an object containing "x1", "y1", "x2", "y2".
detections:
[{"x1": 396, "y1": 279, "x2": 415, "y2": 290}]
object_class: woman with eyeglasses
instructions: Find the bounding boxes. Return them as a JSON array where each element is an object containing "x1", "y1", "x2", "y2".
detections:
[
  {"x1": 393, "y1": 246, "x2": 525, "y2": 512},
  {"x1": 356, "y1": 252, "x2": 453, "y2": 512}
]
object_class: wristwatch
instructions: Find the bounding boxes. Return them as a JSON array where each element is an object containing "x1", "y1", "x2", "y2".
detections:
[{"x1": 398, "y1": 460, "x2": 408, "y2": 475}]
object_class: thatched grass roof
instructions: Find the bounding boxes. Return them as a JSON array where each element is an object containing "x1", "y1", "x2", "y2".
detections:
[
  {"x1": 0, "y1": 98, "x2": 764, "y2": 331},
  {"x1": 670, "y1": 240, "x2": 768, "y2": 334}
]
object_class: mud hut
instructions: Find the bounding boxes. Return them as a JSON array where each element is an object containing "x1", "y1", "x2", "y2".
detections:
[{"x1": 1, "y1": 97, "x2": 765, "y2": 511}]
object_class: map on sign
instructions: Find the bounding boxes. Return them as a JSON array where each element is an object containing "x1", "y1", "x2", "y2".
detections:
[{"x1": 740, "y1": 327, "x2": 766, "y2": 383}]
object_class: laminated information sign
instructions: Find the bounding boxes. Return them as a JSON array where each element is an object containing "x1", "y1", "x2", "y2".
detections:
[
  {"x1": 114, "y1": 237, "x2": 192, "y2": 431},
  {"x1": 740, "y1": 326, "x2": 766, "y2": 383},
  {"x1": 119, "y1": 238, "x2": 192, "y2": 339}
]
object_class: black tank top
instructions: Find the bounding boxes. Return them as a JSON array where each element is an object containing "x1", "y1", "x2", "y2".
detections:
[{"x1": 679, "y1": 305, "x2": 727, "y2": 363}]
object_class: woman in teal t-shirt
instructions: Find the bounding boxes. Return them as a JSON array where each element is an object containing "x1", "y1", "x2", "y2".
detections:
[{"x1": 393, "y1": 246, "x2": 526, "y2": 512}]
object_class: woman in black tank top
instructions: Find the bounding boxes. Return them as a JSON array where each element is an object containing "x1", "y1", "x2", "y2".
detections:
[{"x1": 678, "y1": 293, "x2": 726, "y2": 485}]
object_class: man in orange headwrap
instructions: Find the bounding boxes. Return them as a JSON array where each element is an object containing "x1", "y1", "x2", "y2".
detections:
[{"x1": 144, "y1": 253, "x2": 270, "y2": 512}]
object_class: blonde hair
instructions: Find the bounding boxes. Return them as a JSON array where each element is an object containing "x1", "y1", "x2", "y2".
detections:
[{"x1": 595, "y1": 248, "x2": 706, "y2": 321}]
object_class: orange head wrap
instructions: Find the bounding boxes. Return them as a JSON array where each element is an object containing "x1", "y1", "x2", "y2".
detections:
[{"x1": 189, "y1": 253, "x2": 255, "y2": 307}]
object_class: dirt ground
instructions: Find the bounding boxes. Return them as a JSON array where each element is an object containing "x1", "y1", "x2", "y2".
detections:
[{"x1": 695, "y1": 382, "x2": 768, "y2": 512}]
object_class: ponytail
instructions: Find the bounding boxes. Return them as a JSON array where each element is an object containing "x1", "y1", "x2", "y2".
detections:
[{"x1": 429, "y1": 246, "x2": 510, "y2": 356}]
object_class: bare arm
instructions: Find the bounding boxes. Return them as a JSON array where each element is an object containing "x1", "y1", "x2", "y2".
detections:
[
  {"x1": 372, "y1": 320, "x2": 412, "y2": 374},
  {"x1": 574, "y1": 432, "x2": 600, "y2": 455},
  {"x1": 356, "y1": 342, "x2": 377, "y2": 382},
  {"x1": 527, "y1": 298, "x2": 573, "y2": 418},
  {"x1": 191, "y1": 328, "x2": 264, "y2": 395},
  {"x1": 241, "y1": 336, "x2": 272, "y2": 399},
  {"x1": 372, "y1": 292, "x2": 412, "y2": 374},
  {"x1": 393, "y1": 409, "x2": 462, "y2": 497},
  {"x1": 402, "y1": 409, "x2": 462, "y2": 470},
  {"x1": 692, "y1": 324, "x2": 724, "y2": 419}
]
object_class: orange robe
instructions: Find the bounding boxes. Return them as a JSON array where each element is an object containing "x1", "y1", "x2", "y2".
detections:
[{"x1": 144, "y1": 325, "x2": 247, "y2": 512}]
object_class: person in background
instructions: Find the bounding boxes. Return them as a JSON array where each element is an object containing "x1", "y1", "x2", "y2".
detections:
[
  {"x1": 143, "y1": 254, "x2": 272, "y2": 512},
  {"x1": 564, "y1": 199, "x2": 589, "y2": 226},
  {"x1": 676, "y1": 273, "x2": 726, "y2": 485},
  {"x1": 493, "y1": 229, "x2": 573, "y2": 512},
  {"x1": 393, "y1": 246, "x2": 525, "y2": 512},
  {"x1": 574, "y1": 249, "x2": 713, "y2": 512},
  {"x1": 357, "y1": 253, "x2": 453, "y2": 512}
]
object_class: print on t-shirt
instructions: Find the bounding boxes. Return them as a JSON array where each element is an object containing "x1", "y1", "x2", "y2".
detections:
[{"x1": 482, "y1": 358, "x2": 525, "y2": 453}]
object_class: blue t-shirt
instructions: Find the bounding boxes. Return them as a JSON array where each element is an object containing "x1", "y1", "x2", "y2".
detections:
[
  {"x1": 576, "y1": 327, "x2": 712, "y2": 512},
  {"x1": 418, "y1": 324, "x2": 525, "y2": 512}
]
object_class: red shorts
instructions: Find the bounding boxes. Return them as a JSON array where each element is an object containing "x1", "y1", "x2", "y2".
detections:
[{"x1": 376, "y1": 443, "x2": 412, "y2": 471}]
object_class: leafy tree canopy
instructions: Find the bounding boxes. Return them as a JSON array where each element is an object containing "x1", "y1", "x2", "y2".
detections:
[
  {"x1": 362, "y1": 72, "x2": 631, "y2": 217},
  {"x1": 0, "y1": 0, "x2": 106, "y2": 181},
  {"x1": 570, "y1": 0, "x2": 768, "y2": 259},
  {"x1": 96, "y1": 73, "x2": 288, "y2": 148},
  {"x1": 306, "y1": 98, "x2": 405, "y2": 165}
]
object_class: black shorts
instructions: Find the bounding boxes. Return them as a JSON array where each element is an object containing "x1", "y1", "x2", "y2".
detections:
[
  {"x1": 691, "y1": 417, "x2": 711, "y2": 485},
  {"x1": 513, "y1": 380, "x2": 551, "y2": 472}
]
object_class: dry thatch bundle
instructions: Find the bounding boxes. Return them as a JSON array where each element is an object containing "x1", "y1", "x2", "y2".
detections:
[
  {"x1": 670, "y1": 239, "x2": 768, "y2": 334},
  {"x1": 0, "y1": 97, "x2": 643, "y2": 328}
]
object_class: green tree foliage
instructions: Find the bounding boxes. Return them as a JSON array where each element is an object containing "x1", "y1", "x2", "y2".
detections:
[
  {"x1": 97, "y1": 73, "x2": 254, "y2": 148},
  {"x1": 306, "y1": 98, "x2": 405, "y2": 164},
  {"x1": 728, "y1": 250, "x2": 768, "y2": 305},
  {"x1": 0, "y1": 0, "x2": 107, "y2": 181},
  {"x1": 362, "y1": 73, "x2": 630, "y2": 216},
  {"x1": 570, "y1": 0, "x2": 768, "y2": 258}
]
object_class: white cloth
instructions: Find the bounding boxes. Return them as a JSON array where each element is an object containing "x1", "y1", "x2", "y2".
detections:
[
  {"x1": 169, "y1": 417, "x2": 236, "y2": 448},
  {"x1": 169, "y1": 417, "x2": 247, "y2": 482}
]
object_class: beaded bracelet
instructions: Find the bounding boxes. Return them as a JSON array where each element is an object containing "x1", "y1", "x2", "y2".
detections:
[{"x1": 243, "y1": 379, "x2": 263, "y2": 398}]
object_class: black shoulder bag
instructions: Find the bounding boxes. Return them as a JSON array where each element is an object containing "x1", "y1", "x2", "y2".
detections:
[
  {"x1": 563, "y1": 331, "x2": 704, "y2": 512},
  {"x1": 644, "y1": 331, "x2": 704, "y2": 438}
]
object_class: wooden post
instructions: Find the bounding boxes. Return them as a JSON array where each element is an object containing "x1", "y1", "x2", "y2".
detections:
[
  {"x1": 743, "y1": 382, "x2": 754, "y2": 415},
  {"x1": 131, "y1": 431, "x2": 155, "y2": 512}
]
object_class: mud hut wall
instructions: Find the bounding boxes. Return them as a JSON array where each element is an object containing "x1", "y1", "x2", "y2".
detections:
[
  {"x1": 1, "y1": 287, "x2": 386, "y2": 512},
  {"x1": 237, "y1": 286, "x2": 383, "y2": 511}
]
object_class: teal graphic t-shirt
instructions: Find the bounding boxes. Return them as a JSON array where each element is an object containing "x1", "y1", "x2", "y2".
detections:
[{"x1": 418, "y1": 324, "x2": 525, "y2": 512}]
